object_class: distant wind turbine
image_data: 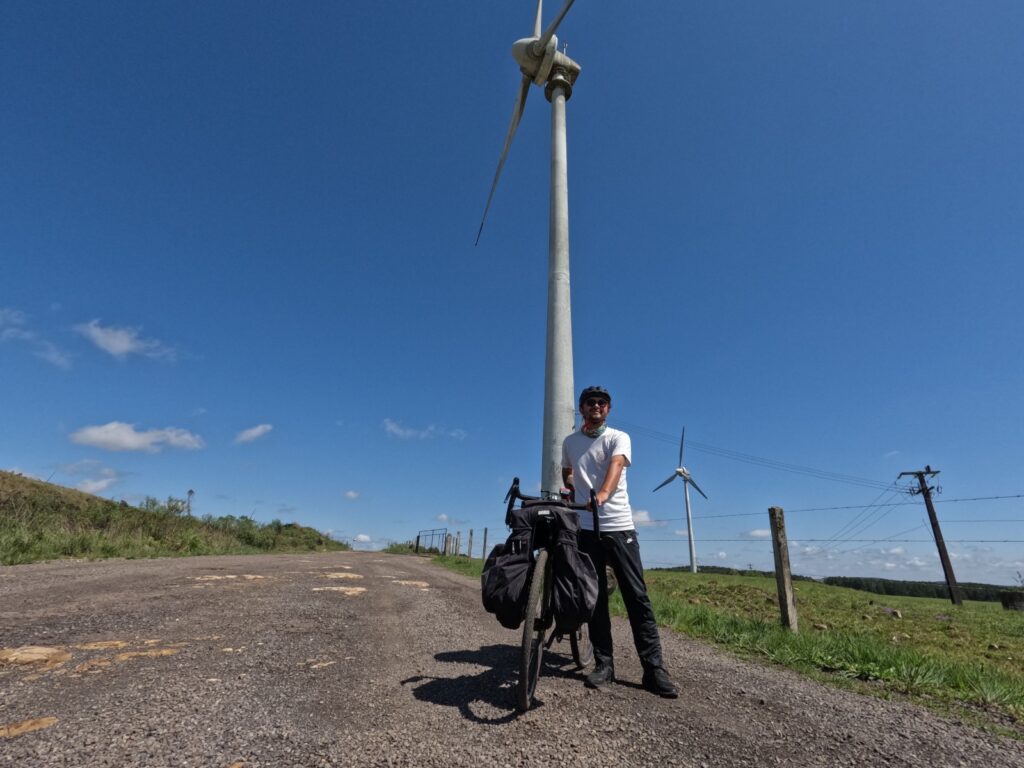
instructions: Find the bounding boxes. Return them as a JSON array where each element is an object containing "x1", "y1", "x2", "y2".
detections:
[{"x1": 653, "y1": 427, "x2": 708, "y2": 573}]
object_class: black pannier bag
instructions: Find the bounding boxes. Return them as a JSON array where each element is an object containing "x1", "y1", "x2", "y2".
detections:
[
  {"x1": 548, "y1": 508, "x2": 598, "y2": 633},
  {"x1": 480, "y1": 508, "x2": 535, "y2": 629},
  {"x1": 481, "y1": 504, "x2": 598, "y2": 633}
]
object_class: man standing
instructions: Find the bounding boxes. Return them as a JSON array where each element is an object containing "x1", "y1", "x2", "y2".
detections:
[{"x1": 561, "y1": 386, "x2": 678, "y2": 697}]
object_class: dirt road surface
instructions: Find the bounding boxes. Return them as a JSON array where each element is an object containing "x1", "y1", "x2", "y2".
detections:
[{"x1": 2, "y1": 551, "x2": 1021, "y2": 767}]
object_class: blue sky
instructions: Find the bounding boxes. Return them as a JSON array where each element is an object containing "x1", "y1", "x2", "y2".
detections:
[{"x1": 2, "y1": 2, "x2": 1022, "y2": 585}]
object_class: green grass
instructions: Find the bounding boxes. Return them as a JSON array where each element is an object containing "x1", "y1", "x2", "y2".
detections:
[
  {"x1": 0, "y1": 470, "x2": 349, "y2": 564},
  {"x1": 427, "y1": 553, "x2": 1024, "y2": 734},
  {"x1": 433, "y1": 554, "x2": 483, "y2": 579}
]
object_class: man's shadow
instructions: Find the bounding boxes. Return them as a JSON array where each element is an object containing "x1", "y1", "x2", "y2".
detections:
[{"x1": 400, "y1": 642, "x2": 585, "y2": 724}]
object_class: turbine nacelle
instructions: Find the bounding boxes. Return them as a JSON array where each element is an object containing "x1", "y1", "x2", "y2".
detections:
[
  {"x1": 512, "y1": 36, "x2": 581, "y2": 86},
  {"x1": 475, "y1": 0, "x2": 581, "y2": 246},
  {"x1": 652, "y1": 428, "x2": 709, "y2": 499}
]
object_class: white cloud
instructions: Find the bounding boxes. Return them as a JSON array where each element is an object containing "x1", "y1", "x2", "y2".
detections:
[
  {"x1": 0, "y1": 307, "x2": 27, "y2": 327},
  {"x1": 383, "y1": 418, "x2": 466, "y2": 441},
  {"x1": 881, "y1": 546, "x2": 905, "y2": 556},
  {"x1": 234, "y1": 424, "x2": 273, "y2": 444},
  {"x1": 384, "y1": 419, "x2": 431, "y2": 440},
  {"x1": 673, "y1": 529, "x2": 689, "y2": 537},
  {"x1": 79, "y1": 476, "x2": 119, "y2": 494},
  {"x1": 344, "y1": 490, "x2": 360, "y2": 500},
  {"x1": 632, "y1": 509, "x2": 667, "y2": 528},
  {"x1": 354, "y1": 534, "x2": 371, "y2": 543},
  {"x1": 34, "y1": 340, "x2": 72, "y2": 369},
  {"x1": 716, "y1": 551, "x2": 727, "y2": 560},
  {"x1": 70, "y1": 421, "x2": 205, "y2": 453},
  {"x1": 883, "y1": 450, "x2": 901, "y2": 459},
  {"x1": 61, "y1": 459, "x2": 120, "y2": 494},
  {"x1": 74, "y1": 319, "x2": 175, "y2": 360},
  {"x1": 0, "y1": 307, "x2": 71, "y2": 368},
  {"x1": 434, "y1": 512, "x2": 468, "y2": 526},
  {"x1": 2, "y1": 467, "x2": 41, "y2": 479},
  {"x1": 746, "y1": 529, "x2": 771, "y2": 539},
  {"x1": 798, "y1": 544, "x2": 826, "y2": 557}
]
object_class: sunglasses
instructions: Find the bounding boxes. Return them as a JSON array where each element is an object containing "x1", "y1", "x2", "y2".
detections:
[{"x1": 583, "y1": 398, "x2": 609, "y2": 408}]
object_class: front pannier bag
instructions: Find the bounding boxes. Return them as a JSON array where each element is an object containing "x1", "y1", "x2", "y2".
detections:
[{"x1": 481, "y1": 514, "x2": 533, "y2": 629}]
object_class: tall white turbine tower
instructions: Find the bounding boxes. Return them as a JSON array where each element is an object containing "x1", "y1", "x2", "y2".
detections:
[
  {"x1": 476, "y1": 0, "x2": 582, "y2": 498},
  {"x1": 653, "y1": 428, "x2": 709, "y2": 573}
]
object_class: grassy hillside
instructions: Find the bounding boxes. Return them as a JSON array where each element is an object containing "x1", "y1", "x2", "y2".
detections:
[{"x1": 0, "y1": 470, "x2": 348, "y2": 565}]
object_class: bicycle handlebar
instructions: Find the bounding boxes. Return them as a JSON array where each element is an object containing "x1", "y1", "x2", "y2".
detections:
[{"x1": 504, "y1": 477, "x2": 600, "y2": 534}]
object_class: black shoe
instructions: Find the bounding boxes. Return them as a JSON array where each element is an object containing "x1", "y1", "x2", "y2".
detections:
[
  {"x1": 642, "y1": 667, "x2": 678, "y2": 698},
  {"x1": 584, "y1": 664, "x2": 615, "y2": 689}
]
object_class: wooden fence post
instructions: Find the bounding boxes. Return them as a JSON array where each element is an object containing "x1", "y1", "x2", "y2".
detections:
[
  {"x1": 455, "y1": 531, "x2": 462, "y2": 556},
  {"x1": 482, "y1": 528, "x2": 488, "y2": 561},
  {"x1": 769, "y1": 506, "x2": 798, "y2": 632},
  {"x1": 444, "y1": 533, "x2": 452, "y2": 556},
  {"x1": 467, "y1": 529, "x2": 474, "y2": 559},
  {"x1": 415, "y1": 534, "x2": 420, "y2": 554}
]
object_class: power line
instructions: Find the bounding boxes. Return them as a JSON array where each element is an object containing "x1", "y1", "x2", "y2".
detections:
[
  {"x1": 616, "y1": 420, "x2": 894, "y2": 491},
  {"x1": 646, "y1": 512, "x2": 761, "y2": 523},
  {"x1": 788, "y1": 493, "x2": 1024, "y2": 512},
  {"x1": 825, "y1": 496, "x2": 908, "y2": 549},
  {"x1": 644, "y1": 537, "x2": 1024, "y2": 543},
  {"x1": 837, "y1": 524, "x2": 926, "y2": 555},
  {"x1": 643, "y1": 505, "x2": 1024, "y2": 526},
  {"x1": 942, "y1": 519, "x2": 1024, "y2": 523},
  {"x1": 819, "y1": 486, "x2": 906, "y2": 547}
]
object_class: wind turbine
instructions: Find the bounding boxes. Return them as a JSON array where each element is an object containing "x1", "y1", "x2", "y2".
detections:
[
  {"x1": 476, "y1": 0, "x2": 582, "y2": 498},
  {"x1": 653, "y1": 428, "x2": 708, "y2": 574}
]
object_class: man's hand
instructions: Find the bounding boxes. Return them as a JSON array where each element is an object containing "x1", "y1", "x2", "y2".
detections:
[{"x1": 595, "y1": 490, "x2": 610, "y2": 506}]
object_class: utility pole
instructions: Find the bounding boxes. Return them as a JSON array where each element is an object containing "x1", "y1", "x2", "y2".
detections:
[
  {"x1": 898, "y1": 466, "x2": 962, "y2": 606},
  {"x1": 186, "y1": 489, "x2": 194, "y2": 517}
]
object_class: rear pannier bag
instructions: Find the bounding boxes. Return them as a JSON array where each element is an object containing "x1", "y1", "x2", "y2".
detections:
[
  {"x1": 549, "y1": 510, "x2": 598, "y2": 633},
  {"x1": 481, "y1": 517, "x2": 533, "y2": 629},
  {"x1": 481, "y1": 504, "x2": 598, "y2": 633}
]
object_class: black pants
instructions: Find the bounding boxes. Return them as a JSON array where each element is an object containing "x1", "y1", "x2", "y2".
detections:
[{"x1": 578, "y1": 529, "x2": 664, "y2": 671}]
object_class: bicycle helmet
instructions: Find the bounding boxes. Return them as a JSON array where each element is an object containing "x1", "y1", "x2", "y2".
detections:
[{"x1": 578, "y1": 386, "x2": 611, "y2": 406}]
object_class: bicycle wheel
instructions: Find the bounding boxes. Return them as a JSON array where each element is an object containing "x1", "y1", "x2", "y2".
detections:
[
  {"x1": 517, "y1": 549, "x2": 550, "y2": 712},
  {"x1": 570, "y1": 622, "x2": 594, "y2": 669}
]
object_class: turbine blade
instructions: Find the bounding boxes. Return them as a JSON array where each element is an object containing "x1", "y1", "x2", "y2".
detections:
[
  {"x1": 653, "y1": 472, "x2": 678, "y2": 492},
  {"x1": 688, "y1": 477, "x2": 709, "y2": 500},
  {"x1": 678, "y1": 426, "x2": 685, "y2": 467},
  {"x1": 533, "y1": 0, "x2": 543, "y2": 37},
  {"x1": 536, "y1": 0, "x2": 576, "y2": 52},
  {"x1": 475, "y1": 75, "x2": 531, "y2": 245}
]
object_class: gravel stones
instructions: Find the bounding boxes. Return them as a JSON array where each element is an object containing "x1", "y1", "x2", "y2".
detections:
[{"x1": 1, "y1": 552, "x2": 1022, "y2": 767}]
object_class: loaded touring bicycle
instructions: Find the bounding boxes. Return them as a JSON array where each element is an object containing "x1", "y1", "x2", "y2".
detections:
[{"x1": 482, "y1": 478, "x2": 601, "y2": 711}]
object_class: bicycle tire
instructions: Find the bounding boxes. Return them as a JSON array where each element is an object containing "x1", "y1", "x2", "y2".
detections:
[
  {"x1": 517, "y1": 548, "x2": 549, "y2": 712},
  {"x1": 570, "y1": 622, "x2": 594, "y2": 669}
]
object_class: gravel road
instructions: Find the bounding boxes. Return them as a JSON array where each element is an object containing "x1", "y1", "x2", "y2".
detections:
[{"x1": 1, "y1": 551, "x2": 1022, "y2": 767}]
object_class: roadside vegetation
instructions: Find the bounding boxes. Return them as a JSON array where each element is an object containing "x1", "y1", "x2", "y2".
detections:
[
  {"x1": 0, "y1": 470, "x2": 348, "y2": 565},
  {"x1": 429, "y1": 553, "x2": 1023, "y2": 736}
]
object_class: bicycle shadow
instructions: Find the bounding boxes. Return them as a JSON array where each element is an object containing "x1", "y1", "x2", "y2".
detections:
[{"x1": 399, "y1": 643, "x2": 586, "y2": 724}]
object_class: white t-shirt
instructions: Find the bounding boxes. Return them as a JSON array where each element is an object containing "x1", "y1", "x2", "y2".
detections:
[{"x1": 561, "y1": 427, "x2": 634, "y2": 532}]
